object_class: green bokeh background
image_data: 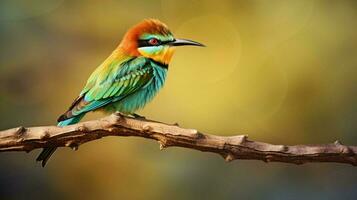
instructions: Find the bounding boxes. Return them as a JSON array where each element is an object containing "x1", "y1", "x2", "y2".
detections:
[{"x1": 0, "y1": 0, "x2": 357, "y2": 199}]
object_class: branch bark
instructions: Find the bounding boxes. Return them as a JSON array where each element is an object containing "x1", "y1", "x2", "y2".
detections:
[{"x1": 0, "y1": 113, "x2": 356, "y2": 166}]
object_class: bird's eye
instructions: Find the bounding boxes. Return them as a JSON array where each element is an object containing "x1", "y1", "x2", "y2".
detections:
[{"x1": 148, "y1": 38, "x2": 159, "y2": 46}]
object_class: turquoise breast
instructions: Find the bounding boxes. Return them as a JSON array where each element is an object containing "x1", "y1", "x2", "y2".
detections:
[{"x1": 106, "y1": 60, "x2": 167, "y2": 114}]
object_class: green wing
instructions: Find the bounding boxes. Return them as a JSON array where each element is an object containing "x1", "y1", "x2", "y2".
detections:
[{"x1": 58, "y1": 57, "x2": 154, "y2": 122}]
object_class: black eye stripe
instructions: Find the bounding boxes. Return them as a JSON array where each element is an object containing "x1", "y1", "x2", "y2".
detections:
[
  {"x1": 138, "y1": 39, "x2": 160, "y2": 47},
  {"x1": 138, "y1": 39, "x2": 174, "y2": 47}
]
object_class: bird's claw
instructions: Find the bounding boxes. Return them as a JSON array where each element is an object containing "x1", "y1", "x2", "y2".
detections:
[{"x1": 132, "y1": 113, "x2": 146, "y2": 119}]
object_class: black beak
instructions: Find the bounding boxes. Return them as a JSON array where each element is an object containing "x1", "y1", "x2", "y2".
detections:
[{"x1": 169, "y1": 38, "x2": 205, "y2": 47}]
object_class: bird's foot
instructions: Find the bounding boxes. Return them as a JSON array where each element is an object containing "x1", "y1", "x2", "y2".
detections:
[
  {"x1": 132, "y1": 113, "x2": 146, "y2": 119},
  {"x1": 114, "y1": 111, "x2": 125, "y2": 117}
]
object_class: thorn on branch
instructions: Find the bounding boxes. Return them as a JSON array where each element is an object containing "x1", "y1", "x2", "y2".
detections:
[
  {"x1": 334, "y1": 140, "x2": 342, "y2": 145},
  {"x1": 159, "y1": 140, "x2": 167, "y2": 150},
  {"x1": 16, "y1": 126, "x2": 26, "y2": 135},
  {"x1": 71, "y1": 144, "x2": 79, "y2": 151},
  {"x1": 76, "y1": 126, "x2": 87, "y2": 132},
  {"x1": 65, "y1": 141, "x2": 79, "y2": 151},
  {"x1": 16, "y1": 138, "x2": 24, "y2": 143},
  {"x1": 224, "y1": 153, "x2": 235, "y2": 162}
]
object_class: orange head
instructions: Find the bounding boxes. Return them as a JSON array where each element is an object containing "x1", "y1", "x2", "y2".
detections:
[{"x1": 119, "y1": 19, "x2": 204, "y2": 65}]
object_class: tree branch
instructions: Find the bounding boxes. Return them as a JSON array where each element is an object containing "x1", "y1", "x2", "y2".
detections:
[{"x1": 0, "y1": 113, "x2": 356, "y2": 166}]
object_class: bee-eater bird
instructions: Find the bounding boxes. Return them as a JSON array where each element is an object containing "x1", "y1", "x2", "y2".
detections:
[{"x1": 36, "y1": 19, "x2": 204, "y2": 167}]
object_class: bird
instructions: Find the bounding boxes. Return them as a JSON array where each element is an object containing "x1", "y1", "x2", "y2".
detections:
[{"x1": 36, "y1": 19, "x2": 204, "y2": 167}]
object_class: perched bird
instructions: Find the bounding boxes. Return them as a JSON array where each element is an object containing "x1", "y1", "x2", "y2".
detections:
[{"x1": 36, "y1": 19, "x2": 204, "y2": 167}]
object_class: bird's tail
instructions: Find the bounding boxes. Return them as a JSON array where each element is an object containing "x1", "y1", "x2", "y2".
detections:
[{"x1": 36, "y1": 114, "x2": 84, "y2": 167}]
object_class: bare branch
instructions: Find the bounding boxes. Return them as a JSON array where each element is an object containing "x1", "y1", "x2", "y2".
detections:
[{"x1": 0, "y1": 113, "x2": 356, "y2": 166}]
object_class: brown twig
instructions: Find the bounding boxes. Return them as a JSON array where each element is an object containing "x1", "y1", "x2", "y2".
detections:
[{"x1": 0, "y1": 113, "x2": 356, "y2": 166}]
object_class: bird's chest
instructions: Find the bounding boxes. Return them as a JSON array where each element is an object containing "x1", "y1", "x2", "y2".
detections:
[{"x1": 112, "y1": 65, "x2": 167, "y2": 113}]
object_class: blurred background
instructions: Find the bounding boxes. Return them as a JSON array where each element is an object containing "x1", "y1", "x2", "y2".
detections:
[{"x1": 0, "y1": 0, "x2": 357, "y2": 199}]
